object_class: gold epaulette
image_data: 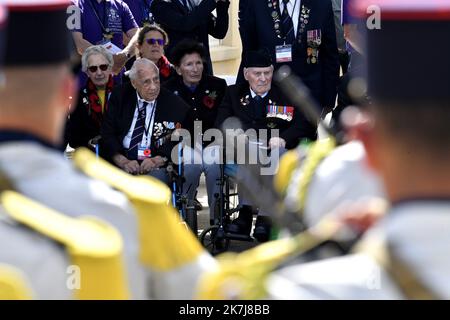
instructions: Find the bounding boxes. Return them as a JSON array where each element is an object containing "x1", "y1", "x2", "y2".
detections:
[
  {"x1": 197, "y1": 217, "x2": 341, "y2": 299},
  {"x1": 274, "y1": 148, "x2": 303, "y2": 196},
  {"x1": 283, "y1": 138, "x2": 336, "y2": 217},
  {"x1": 72, "y1": 148, "x2": 204, "y2": 271},
  {"x1": 1, "y1": 191, "x2": 129, "y2": 300},
  {"x1": 0, "y1": 264, "x2": 33, "y2": 300}
]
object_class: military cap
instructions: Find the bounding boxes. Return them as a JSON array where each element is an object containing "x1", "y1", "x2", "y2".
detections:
[
  {"x1": 352, "y1": 0, "x2": 450, "y2": 103},
  {"x1": 4, "y1": 0, "x2": 72, "y2": 66},
  {"x1": 244, "y1": 49, "x2": 273, "y2": 68}
]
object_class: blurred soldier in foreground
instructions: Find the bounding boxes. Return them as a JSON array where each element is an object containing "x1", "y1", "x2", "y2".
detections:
[
  {"x1": 198, "y1": 0, "x2": 450, "y2": 299},
  {"x1": 0, "y1": 0, "x2": 215, "y2": 299},
  {"x1": 267, "y1": 0, "x2": 450, "y2": 299}
]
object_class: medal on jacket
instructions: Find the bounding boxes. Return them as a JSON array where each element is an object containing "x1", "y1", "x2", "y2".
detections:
[{"x1": 307, "y1": 29, "x2": 321, "y2": 64}]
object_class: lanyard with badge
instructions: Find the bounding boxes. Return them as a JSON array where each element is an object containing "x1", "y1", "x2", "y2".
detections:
[
  {"x1": 88, "y1": 0, "x2": 122, "y2": 54},
  {"x1": 88, "y1": 0, "x2": 113, "y2": 41},
  {"x1": 275, "y1": 0, "x2": 298, "y2": 63},
  {"x1": 137, "y1": 101, "x2": 157, "y2": 161}
]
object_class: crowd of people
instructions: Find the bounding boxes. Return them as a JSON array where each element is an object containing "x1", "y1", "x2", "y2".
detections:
[{"x1": 0, "y1": 0, "x2": 449, "y2": 301}]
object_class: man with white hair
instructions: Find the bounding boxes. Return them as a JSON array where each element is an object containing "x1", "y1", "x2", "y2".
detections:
[
  {"x1": 101, "y1": 58, "x2": 198, "y2": 185},
  {"x1": 216, "y1": 50, "x2": 316, "y2": 242}
]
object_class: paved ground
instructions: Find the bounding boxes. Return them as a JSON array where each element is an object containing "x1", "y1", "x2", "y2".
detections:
[{"x1": 194, "y1": 175, "x2": 260, "y2": 254}]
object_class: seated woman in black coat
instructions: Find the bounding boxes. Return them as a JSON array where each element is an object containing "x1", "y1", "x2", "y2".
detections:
[
  {"x1": 163, "y1": 39, "x2": 227, "y2": 224},
  {"x1": 66, "y1": 45, "x2": 115, "y2": 150}
]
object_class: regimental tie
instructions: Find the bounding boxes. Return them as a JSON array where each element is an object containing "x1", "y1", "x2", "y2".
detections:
[
  {"x1": 281, "y1": 0, "x2": 295, "y2": 44},
  {"x1": 128, "y1": 102, "x2": 148, "y2": 160},
  {"x1": 253, "y1": 95, "x2": 265, "y2": 119}
]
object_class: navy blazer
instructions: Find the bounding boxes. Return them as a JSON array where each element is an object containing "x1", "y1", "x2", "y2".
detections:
[
  {"x1": 151, "y1": 0, "x2": 229, "y2": 74},
  {"x1": 215, "y1": 82, "x2": 317, "y2": 149},
  {"x1": 100, "y1": 82, "x2": 190, "y2": 162},
  {"x1": 238, "y1": 0, "x2": 339, "y2": 113}
]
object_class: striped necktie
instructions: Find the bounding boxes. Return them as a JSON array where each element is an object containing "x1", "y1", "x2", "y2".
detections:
[
  {"x1": 281, "y1": 0, "x2": 295, "y2": 44},
  {"x1": 128, "y1": 102, "x2": 148, "y2": 160},
  {"x1": 253, "y1": 95, "x2": 265, "y2": 119}
]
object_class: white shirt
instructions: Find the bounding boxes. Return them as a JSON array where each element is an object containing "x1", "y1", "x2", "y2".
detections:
[
  {"x1": 280, "y1": 0, "x2": 302, "y2": 37},
  {"x1": 250, "y1": 88, "x2": 268, "y2": 99},
  {"x1": 122, "y1": 94, "x2": 156, "y2": 149}
]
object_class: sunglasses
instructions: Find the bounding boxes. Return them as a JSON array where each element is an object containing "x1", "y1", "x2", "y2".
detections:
[
  {"x1": 88, "y1": 64, "x2": 109, "y2": 73},
  {"x1": 146, "y1": 38, "x2": 165, "y2": 46}
]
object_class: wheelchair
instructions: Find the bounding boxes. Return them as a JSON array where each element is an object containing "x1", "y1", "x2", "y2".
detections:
[
  {"x1": 166, "y1": 145, "x2": 198, "y2": 236},
  {"x1": 199, "y1": 162, "x2": 254, "y2": 255}
]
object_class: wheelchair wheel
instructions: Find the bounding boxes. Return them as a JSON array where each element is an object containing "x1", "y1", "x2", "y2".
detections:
[
  {"x1": 199, "y1": 225, "x2": 230, "y2": 255},
  {"x1": 185, "y1": 207, "x2": 198, "y2": 236}
]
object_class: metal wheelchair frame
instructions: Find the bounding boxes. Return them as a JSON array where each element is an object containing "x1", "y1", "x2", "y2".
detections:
[
  {"x1": 199, "y1": 161, "x2": 254, "y2": 255},
  {"x1": 166, "y1": 143, "x2": 198, "y2": 235}
]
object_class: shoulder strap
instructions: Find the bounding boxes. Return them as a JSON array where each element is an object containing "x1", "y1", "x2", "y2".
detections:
[
  {"x1": 355, "y1": 235, "x2": 439, "y2": 299},
  {"x1": 281, "y1": 138, "x2": 336, "y2": 220}
]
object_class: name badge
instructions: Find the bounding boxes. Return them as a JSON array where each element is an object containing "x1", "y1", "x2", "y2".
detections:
[
  {"x1": 275, "y1": 45, "x2": 292, "y2": 63},
  {"x1": 138, "y1": 145, "x2": 151, "y2": 161}
]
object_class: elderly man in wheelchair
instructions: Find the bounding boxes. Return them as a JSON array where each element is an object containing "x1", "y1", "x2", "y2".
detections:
[
  {"x1": 213, "y1": 50, "x2": 317, "y2": 243},
  {"x1": 99, "y1": 59, "x2": 204, "y2": 231}
]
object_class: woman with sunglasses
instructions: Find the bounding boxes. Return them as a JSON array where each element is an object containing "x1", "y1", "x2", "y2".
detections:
[
  {"x1": 136, "y1": 24, "x2": 176, "y2": 83},
  {"x1": 66, "y1": 45, "x2": 115, "y2": 150}
]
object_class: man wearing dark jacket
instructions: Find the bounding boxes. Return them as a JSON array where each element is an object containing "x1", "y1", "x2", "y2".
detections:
[
  {"x1": 151, "y1": 0, "x2": 229, "y2": 74},
  {"x1": 100, "y1": 58, "x2": 192, "y2": 185},
  {"x1": 238, "y1": 0, "x2": 339, "y2": 115},
  {"x1": 216, "y1": 50, "x2": 316, "y2": 242}
]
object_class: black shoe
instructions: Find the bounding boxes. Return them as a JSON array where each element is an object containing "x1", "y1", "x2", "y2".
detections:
[
  {"x1": 193, "y1": 198, "x2": 203, "y2": 211},
  {"x1": 253, "y1": 216, "x2": 272, "y2": 243},
  {"x1": 225, "y1": 205, "x2": 253, "y2": 235}
]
